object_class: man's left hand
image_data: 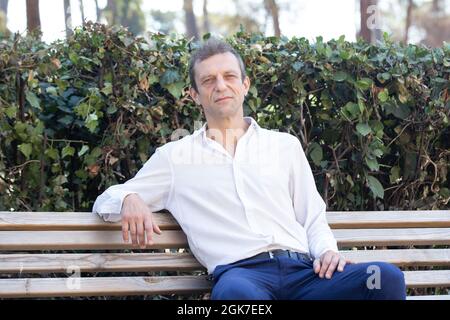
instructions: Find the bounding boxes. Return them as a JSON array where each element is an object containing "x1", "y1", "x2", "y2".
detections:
[{"x1": 313, "y1": 250, "x2": 352, "y2": 279}]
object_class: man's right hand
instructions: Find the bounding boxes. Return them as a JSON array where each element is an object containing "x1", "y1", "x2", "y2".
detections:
[{"x1": 121, "y1": 193, "x2": 162, "y2": 248}]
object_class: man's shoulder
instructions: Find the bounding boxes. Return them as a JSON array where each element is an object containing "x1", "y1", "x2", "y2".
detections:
[
  {"x1": 155, "y1": 131, "x2": 199, "y2": 157},
  {"x1": 258, "y1": 127, "x2": 301, "y2": 146}
]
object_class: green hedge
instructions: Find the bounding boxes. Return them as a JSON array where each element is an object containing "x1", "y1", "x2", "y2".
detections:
[{"x1": 0, "y1": 22, "x2": 449, "y2": 212}]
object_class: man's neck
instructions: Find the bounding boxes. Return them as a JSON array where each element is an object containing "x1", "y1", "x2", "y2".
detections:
[{"x1": 205, "y1": 117, "x2": 250, "y2": 157}]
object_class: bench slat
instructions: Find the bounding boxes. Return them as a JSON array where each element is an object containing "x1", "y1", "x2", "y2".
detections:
[
  {"x1": 0, "y1": 276, "x2": 211, "y2": 298},
  {"x1": 0, "y1": 230, "x2": 188, "y2": 250},
  {"x1": 327, "y1": 211, "x2": 450, "y2": 229},
  {"x1": 1, "y1": 228, "x2": 449, "y2": 250},
  {"x1": 0, "y1": 252, "x2": 204, "y2": 273},
  {"x1": 407, "y1": 295, "x2": 450, "y2": 300},
  {"x1": 0, "y1": 270, "x2": 448, "y2": 298},
  {"x1": 0, "y1": 212, "x2": 179, "y2": 231},
  {"x1": 404, "y1": 270, "x2": 450, "y2": 288},
  {"x1": 333, "y1": 228, "x2": 450, "y2": 246},
  {"x1": 340, "y1": 249, "x2": 450, "y2": 266},
  {"x1": 1, "y1": 211, "x2": 449, "y2": 231},
  {"x1": 0, "y1": 249, "x2": 448, "y2": 274}
]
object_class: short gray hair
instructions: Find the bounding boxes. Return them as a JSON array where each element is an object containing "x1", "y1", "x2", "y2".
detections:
[{"x1": 188, "y1": 38, "x2": 246, "y2": 92}]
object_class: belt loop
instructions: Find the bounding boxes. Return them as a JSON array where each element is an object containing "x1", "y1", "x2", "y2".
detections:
[{"x1": 269, "y1": 251, "x2": 274, "y2": 259}]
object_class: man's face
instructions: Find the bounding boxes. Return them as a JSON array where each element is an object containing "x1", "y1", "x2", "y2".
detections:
[{"x1": 190, "y1": 52, "x2": 250, "y2": 121}]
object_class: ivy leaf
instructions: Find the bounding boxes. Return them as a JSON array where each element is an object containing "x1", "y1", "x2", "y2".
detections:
[
  {"x1": 165, "y1": 81, "x2": 185, "y2": 99},
  {"x1": 45, "y1": 148, "x2": 59, "y2": 160},
  {"x1": 160, "y1": 70, "x2": 180, "y2": 85},
  {"x1": 356, "y1": 123, "x2": 372, "y2": 136},
  {"x1": 309, "y1": 142, "x2": 323, "y2": 166},
  {"x1": 78, "y1": 145, "x2": 90, "y2": 157},
  {"x1": 367, "y1": 175, "x2": 384, "y2": 199},
  {"x1": 18, "y1": 143, "x2": 32, "y2": 159},
  {"x1": 25, "y1": 91, "x2": 40, "y2": 109},
  {"x1": 5, "y1": 105, "x2": 17, "y2": 118},
  {"x1": 62, "y1": 145, "x2": 75, "y2": 159},
  {"x1": 292, "y1": 61, "x2": 304, "y2": 71},
  {"x1": 355, "y1": 78, "x2": 373, "y2": 91},
  {"x1": 333, "y1": 71, "x2": 348, "y2": 82},
  {"x1": 365, "y1": 157, "x2": 380, "y2": 171},
  {"x1": 378, "y1": 89, "x2": 389, "y2": 102},
  {"x1": 389, "y1": 166, "x2": 401, "y2": 184}
]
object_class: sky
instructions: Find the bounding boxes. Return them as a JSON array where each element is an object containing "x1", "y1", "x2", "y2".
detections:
[{"x1": 6, "y1": 0, "x2": 358, "y2": 43}]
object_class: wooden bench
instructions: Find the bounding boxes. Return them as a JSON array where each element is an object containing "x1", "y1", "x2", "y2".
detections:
[{"x1": 0, "y1": 210, "x2": 449, "y2": 299}]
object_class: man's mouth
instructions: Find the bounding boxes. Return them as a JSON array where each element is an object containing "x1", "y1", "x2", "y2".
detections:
[{"x1": 215, "y1": 96, "x2": 232, "y2": 103}]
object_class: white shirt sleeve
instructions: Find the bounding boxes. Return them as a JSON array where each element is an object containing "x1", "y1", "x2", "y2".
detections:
[
  {"x1": 92, "y1": 147, "x2": 173, "y2": 222},
  {"x1": 289, "y1": 137, "x2": 339, "y2": 259}
]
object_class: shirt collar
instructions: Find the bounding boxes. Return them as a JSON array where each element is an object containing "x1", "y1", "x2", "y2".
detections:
[{"x1": 193, "y1": 116, "x2": 260, "y2": 139}]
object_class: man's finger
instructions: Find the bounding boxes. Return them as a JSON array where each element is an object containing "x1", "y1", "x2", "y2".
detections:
[
  {"x1": 153, "y1": 223, "x2": 162, "y2": 235},
  {"x1": 144, "y1": 216, "x2": 154, "y2": 245},
  {"x1": 313, "y1": 258, "x2": 321, "y2": 274},
  {"x1": 337, "y1": 258, "x2": 347, "y2": 272},
  {"x1": 137, "y1": 220, "x2": 146, "y2": 249},
  {"x1": 130, "y1": 221, "x2": 137, "y2": 245},
  {"x1": 122, "y1": 219, "x2": 129, "y2": 243},
  {"x1": 325, "y1": 255, "x2": 340, "y2": 279},
  {"x1": 319, "y1": 254, "x2": 332, "y2": 278}
]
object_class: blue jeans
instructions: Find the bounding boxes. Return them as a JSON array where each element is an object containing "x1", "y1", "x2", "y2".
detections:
[{"x1": 210, "y1": 255, "x2": 406, "y2": 300}]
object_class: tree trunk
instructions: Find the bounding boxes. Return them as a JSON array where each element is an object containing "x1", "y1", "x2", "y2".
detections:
[
  {"x1": 79, "y1": 0, "x2": 85, "y2": 25},
  {"x1": 0, "y1": 0, "x2": 8, "y2": 32},
  {"x1": 26, "y1": 0, "x2": 41, "y2": 33},
  {"x1": 202, "y1": 0, "x2": 210, "y2": 34},
  {"x1": 264, "y1": 0, "x2": 281, "y2": 37},
  {"x1": 404, "y1": 0, "x2": 414, "y2": 44},
  {"x1": 0, "y1": 0, "x2": 8, "y2": 15},
  {"x1": 183, "y1": 0, "x2": 199, "y2": 40},
  {"x1": 106, "y1": 0, "x2": 117, "y2": 25},
  {"x1": 64, "y1": 0, "x2": 72, "y2": 38},
  {"x1": 359, "y1": 0, "x2": 377, "y2": 43},
  {"x1": 94, "y1": 0, "x2": 101, "y2": 22}
]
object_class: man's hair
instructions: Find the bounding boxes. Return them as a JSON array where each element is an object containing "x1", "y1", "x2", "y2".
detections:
[{"x1": 188, "y1": 38, "x2": 246, "y2": 92}]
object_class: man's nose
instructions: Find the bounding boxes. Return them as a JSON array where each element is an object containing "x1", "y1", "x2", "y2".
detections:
[{"x1": 215, "y1": 75, "x2": 227, "y2": 91}]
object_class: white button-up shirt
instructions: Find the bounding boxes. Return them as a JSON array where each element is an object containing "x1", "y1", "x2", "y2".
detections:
[{"x1": 92, "y1": 117, "x2": 338, "y2": 274}]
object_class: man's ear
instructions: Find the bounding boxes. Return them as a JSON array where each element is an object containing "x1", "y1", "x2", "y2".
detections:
[
  {"x1": 243, "y1": 76, "x2": 251, "y2": 95},
  {"x1": 189, "y1": 87, "x2": 200, "y2": 105}
]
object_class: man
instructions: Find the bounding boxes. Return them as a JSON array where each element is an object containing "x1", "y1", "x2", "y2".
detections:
[{"x1": 93, "y1": 38, "x2": 406, "y2": 300}]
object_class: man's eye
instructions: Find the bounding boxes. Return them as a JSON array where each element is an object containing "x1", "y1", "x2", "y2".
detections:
[{"x1": 202, "y1": 78, "x2": 213, "y2": 84}]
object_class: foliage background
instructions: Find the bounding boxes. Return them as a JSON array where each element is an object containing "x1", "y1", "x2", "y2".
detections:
[{"x1": 0, "y1": 22, "x2": 449, "y2": 213}]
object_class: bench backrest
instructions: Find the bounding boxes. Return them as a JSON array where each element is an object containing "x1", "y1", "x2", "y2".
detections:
[{"x1": 0, "y1": 210, "x2": 449, "y2": 299}]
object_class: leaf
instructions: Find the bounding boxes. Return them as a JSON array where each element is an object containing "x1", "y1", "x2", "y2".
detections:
[
  {"x1": 342, "y1": 102, "x2": 360, "y2": 119},
  {"x1": 160, "y1": 70, "x2": 180, "y2": 85},
  {"x1": 365, "y1": 158, "x2": 380, "y2": 171},
  {"x1": 292, "y1": 61, "x2": 304, "y2": 71},
  {"x1": 378, "y1": 89, "x2": 389, "y2": 102},
  {"x1": 46, "y1": 86, "x2": 58, "y2": 96},
  {"x1": 333, "y1": 71, "x2": 348, "y2": 82},
  {"x1": 309, "y1": 142, "x2": 323, "y2": 166},
  {"x1": 62, "y1": 145, "x2": 75, "y2": 158},
  {"x1": 389, "y1": 166, "x2": 401, "y2": 184},
  {"x1": 367, "y1": 175, "x2": 384, "y2": 199},
  {"x1": 355, "y1": 78, "x2": 373, "y2": 91},
  {"x1": 58, "y1": 115, "x2": 74, "y2": 126},
  {"x1": 5, "y1": 105, "x2": 17, "y2": 118},
  {"x1": 101, "y1": 82, "x2": 113, "y2": 96},
  {"x1": 85, "y1": 113, "x2": 99, "y2": 133},
  {"x1": 78, "y1": 145, "x2": 90, "y2": 157},
  {"x1": 356, "y1": 123, "x2": 371, "y2": 136},
  {"x1": 165, "y1": 81, "x2": 185, "y2": 99},
  {"x1": 18, "y1": 143, "x2": 32, "y2": 159},
  {"x1": 25, "y1": 91, "x2": 40, "y2": 109},
  {"x1": 45, "y1": 148, "x2": 59, "y2": 160}
]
